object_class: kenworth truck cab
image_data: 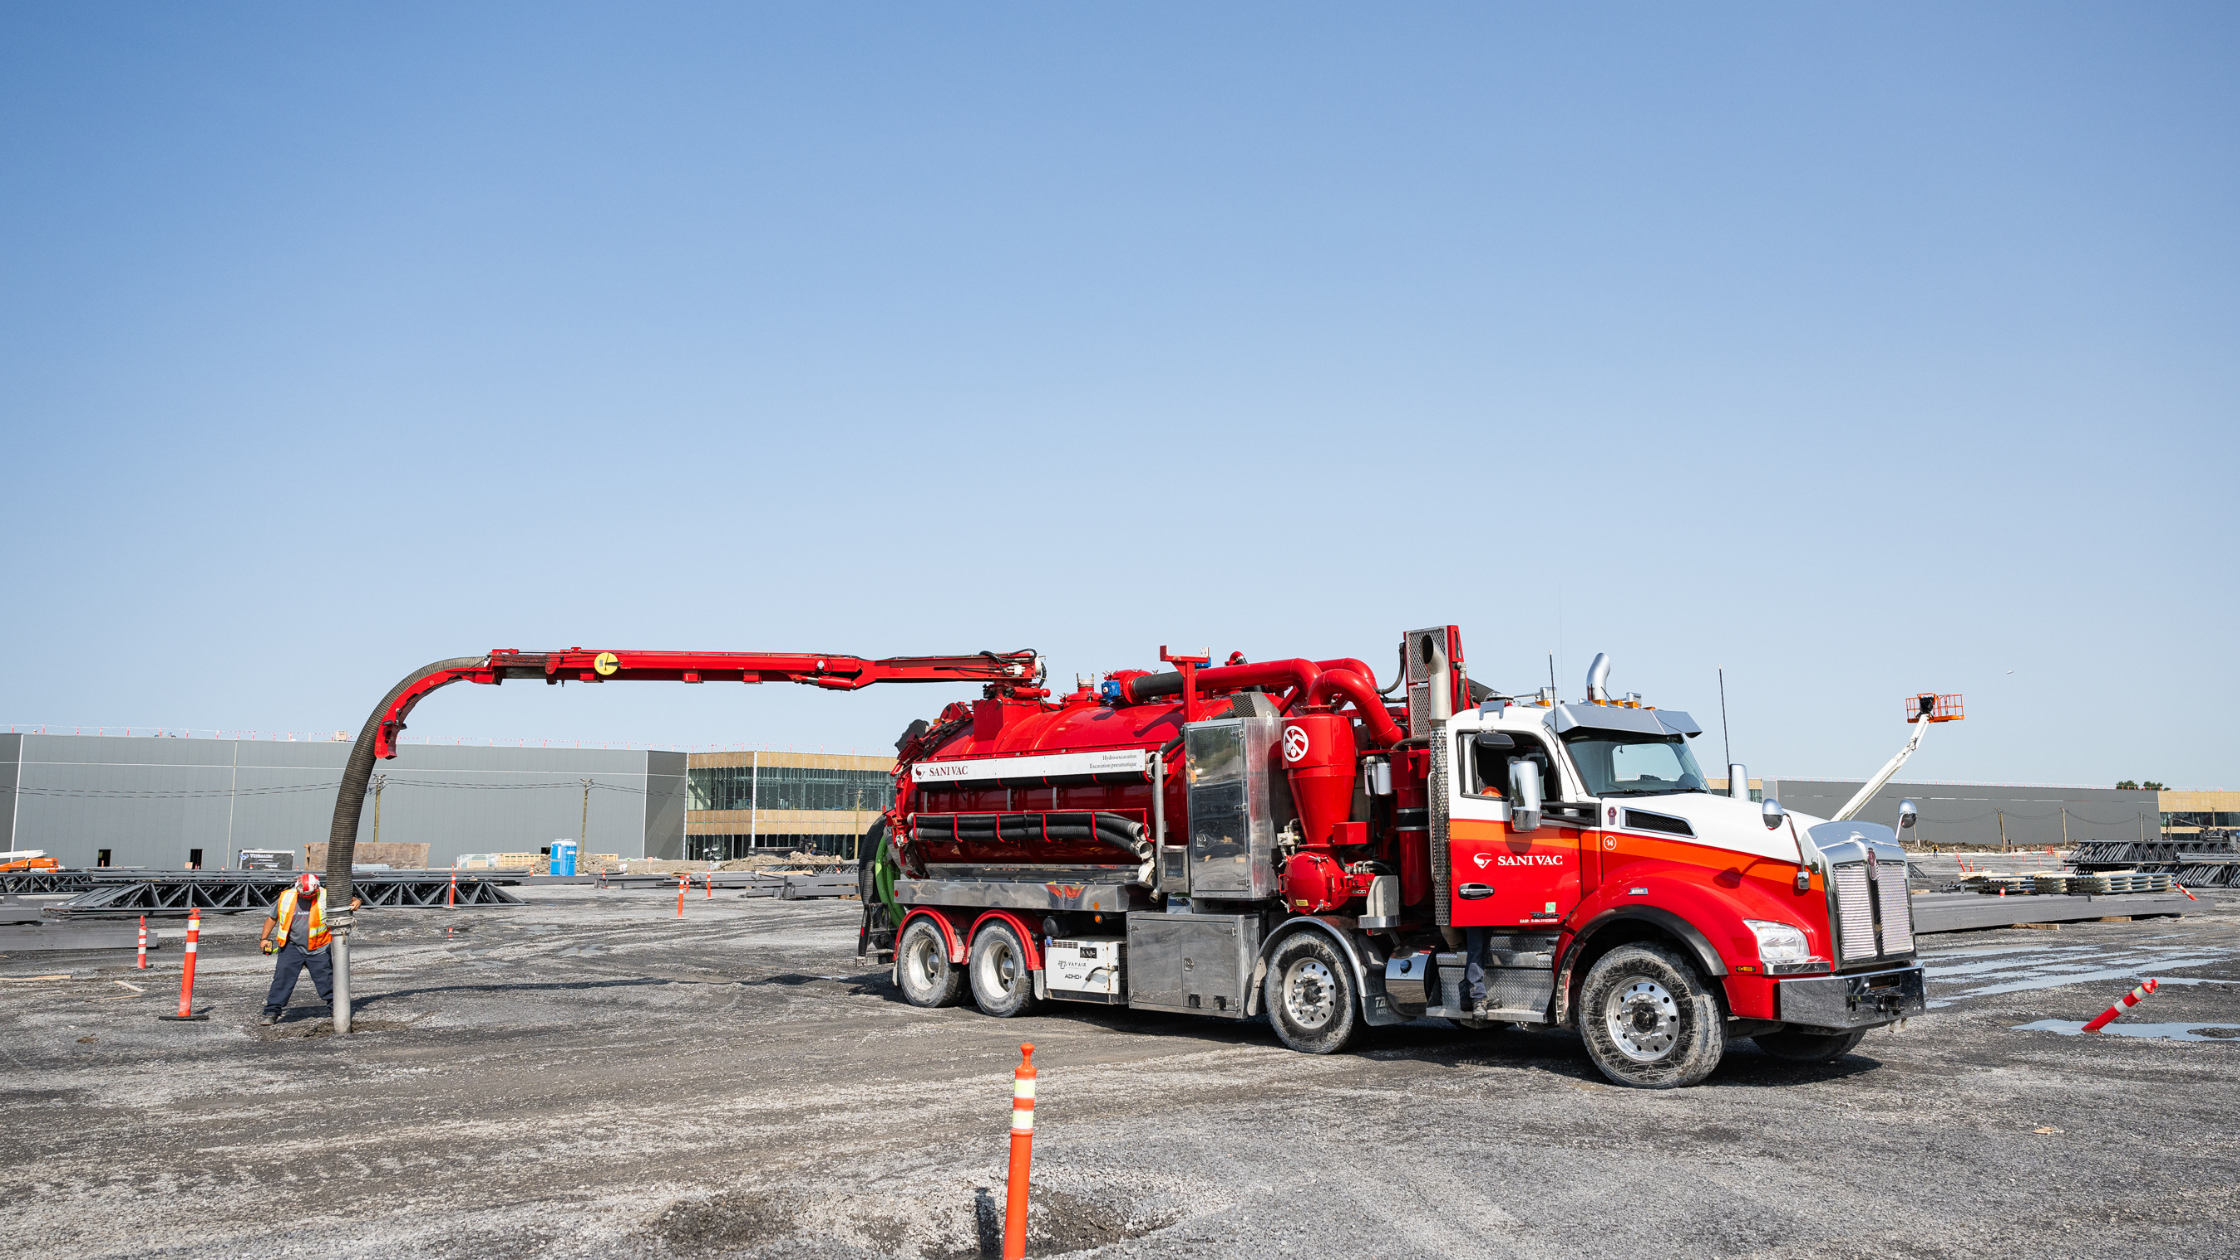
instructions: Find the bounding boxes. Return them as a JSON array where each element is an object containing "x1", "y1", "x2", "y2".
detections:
[
  {"x1": 1430, "y1": 678, "x2": 1927, "y2": 1085},
  {"x1": 862, "y1": 625, "x2": 1935, "y2": 1089}
]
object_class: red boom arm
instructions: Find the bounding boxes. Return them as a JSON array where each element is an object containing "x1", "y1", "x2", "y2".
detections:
[{"x1": 370, "y1": 648, "x2": 1043, "y2": 758}]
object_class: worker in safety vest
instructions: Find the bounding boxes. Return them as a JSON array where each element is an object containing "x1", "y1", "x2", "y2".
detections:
[{"x1": 259, "y1": 872, "x2": 361, "y2": 1026}]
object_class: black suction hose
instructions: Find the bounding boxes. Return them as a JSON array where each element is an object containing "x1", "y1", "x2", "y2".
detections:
[
  {"x1": 325, "y1": 656, "x2": 486, "y2": 900},
  {"x1": 324, "y1": 656, "x2": 485, "y2": 1034}
]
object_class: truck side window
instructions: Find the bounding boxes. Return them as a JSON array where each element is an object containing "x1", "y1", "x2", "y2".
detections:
[
  {"x1": 1465, "y1": 732, "x2": 1556, "y2": 798},
  {"x1": 1501, "y1": 737, "x2": 1560, "y2": 801},
  {"x1": 1464, "y1": 733, "x2": 1504, "y2": 797}
]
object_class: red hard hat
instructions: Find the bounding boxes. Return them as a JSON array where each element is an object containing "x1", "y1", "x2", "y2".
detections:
[{"x1": 296, "y1": 872, "x2": 321, "y2": 895}]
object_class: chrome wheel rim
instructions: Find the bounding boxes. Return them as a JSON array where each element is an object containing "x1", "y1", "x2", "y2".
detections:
[
  {"x1": 977, "y1": 938, "x2": 1021, "y2": 997},
  {"x1": 1604, "y1": 976, "x2": 1679, "y2": 1062},
  {"x1": 904, "y1": 931, "x2": 942, "y2": 991},
  {"x1": 1284, "y1": 959, "x2": 1337, "y2": 1029}
]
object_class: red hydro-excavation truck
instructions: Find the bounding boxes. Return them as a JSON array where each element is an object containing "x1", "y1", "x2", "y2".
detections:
[
  {"x1": 329, "y1": 627, "x2": 1937, "y2": 1086},
  {"x1": 855, "y1": 625, "x2": 1933, "y2": 1088}
]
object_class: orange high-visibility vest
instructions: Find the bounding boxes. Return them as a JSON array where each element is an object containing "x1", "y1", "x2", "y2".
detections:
[{"x1": 272, "y1": 887, "x2": 331, "y2": 951}]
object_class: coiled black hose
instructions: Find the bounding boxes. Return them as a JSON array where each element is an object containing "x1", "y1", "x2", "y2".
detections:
[{"x1": 917, "y1": 811, "x2": 1147, "y2": 857}]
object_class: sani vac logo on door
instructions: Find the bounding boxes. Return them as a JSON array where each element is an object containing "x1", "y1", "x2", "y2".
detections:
[{"x1": 1474, "y1": 852, "x2": 1564, "y2": 868}]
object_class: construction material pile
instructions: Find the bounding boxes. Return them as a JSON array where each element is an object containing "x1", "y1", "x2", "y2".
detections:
[
  {"x1": 1958, "y1": 870, "x2": 2179, "y2": 896},
  {"x1": 2070, "y1": 836, "x2": 2240, "y2": 889}
]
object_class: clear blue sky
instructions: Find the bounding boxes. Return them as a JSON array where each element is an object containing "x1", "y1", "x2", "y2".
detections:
[{"x1": 3, "y1": 5, "x2": 2233, "y2": 787}]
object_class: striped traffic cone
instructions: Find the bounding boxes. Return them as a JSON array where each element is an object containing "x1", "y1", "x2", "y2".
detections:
[
  {"x1": 1003, "y1": 1043, "x2": 1036, "y2": 1260},
  {"x1": 2082, "y1": 978, "x2": 2158, "y2": 1033},
  {"x1": 158, "y1": 909, "x2": 209, "y2": 1022}
]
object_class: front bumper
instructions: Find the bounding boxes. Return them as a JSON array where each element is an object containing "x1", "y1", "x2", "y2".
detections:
[{"x1": 1776, "y1": 963, "x2": 1926, "y2": 1031}]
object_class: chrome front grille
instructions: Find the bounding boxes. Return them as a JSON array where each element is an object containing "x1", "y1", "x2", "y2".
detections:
[
  {"x1": 1879, "y1": 862, "x2": 1915, "y2": 954},
  {"x1": 1832, "y1": 863, "x2": 1877, "y2": 961},
  {"x1": 1810, "y1": 824, "x2": 1916, "y2": 969}
]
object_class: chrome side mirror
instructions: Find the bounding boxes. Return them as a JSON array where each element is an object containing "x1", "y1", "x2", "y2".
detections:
[
  {"x1": 1509, "y1": 759, "x2": 1543, "y2": 833},
  {"x1": 1762, "y1": 798, "x2": 1786, "y2": 830},
  {"x1": 1898, "y1": 799, "x2": 1919, "y2": 831}
]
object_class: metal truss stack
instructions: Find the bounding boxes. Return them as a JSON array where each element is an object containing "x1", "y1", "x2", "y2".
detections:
[
  {"x1": 15, "y1": 870, "x2": 528, "y2": 916},
  {"x1": 2070, "y1": 835, "x2": 2240, "y2": 889}
]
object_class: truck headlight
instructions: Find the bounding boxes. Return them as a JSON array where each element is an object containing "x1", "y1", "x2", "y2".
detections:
[{"x1": 1744, "y1": 919, "x2": 1811, "y2": 965}]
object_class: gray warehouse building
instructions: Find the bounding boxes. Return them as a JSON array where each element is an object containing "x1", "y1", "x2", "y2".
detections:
[
  {"x1": 0, "y1": 733, "x2": 686, "y2": 869},
  {"x1": 0, "y1": 732, "x2": 2192, "y2": 869},
  {"x1": 1758, "y1": 778, "x2": 2165, "y2": 849}
]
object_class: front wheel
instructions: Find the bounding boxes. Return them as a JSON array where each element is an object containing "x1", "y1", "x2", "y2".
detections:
[
  {"x1": 1755, "y1": 1027, "x2": 1868, "y2": 1062},
  {"x1": 1264, "y1": 934, "x2": 1361, "y2": 1055},
  {"x1": 1577, "y1": 943, "x2": 1725, "y2": 1089},
  {"x1": 968, "y1": 920, "x2": 1040, "y2": 1018},
  {"x1": 895, "y1": 917, "x2": 963, "y2": 1008}
]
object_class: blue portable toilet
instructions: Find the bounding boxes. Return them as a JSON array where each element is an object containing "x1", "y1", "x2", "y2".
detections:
[{"x1": 550, "y1": 839, "x2": 578, "y2": 876}]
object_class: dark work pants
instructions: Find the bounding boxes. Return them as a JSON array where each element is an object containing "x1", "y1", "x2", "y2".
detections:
[
  {"x1": 264, "y1": 942, "x2": 333, "y2": 1014},
  {"x1": 1464, "y1": 927, "x2": 1489, "y2": 1004}
]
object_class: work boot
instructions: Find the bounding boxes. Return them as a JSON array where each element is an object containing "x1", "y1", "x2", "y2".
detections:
[{"x1": 260, "y1": 1013, "x2": 278, "y2": 1026}]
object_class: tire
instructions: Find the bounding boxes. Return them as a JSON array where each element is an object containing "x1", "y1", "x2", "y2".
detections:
[
  {"x1": 1755, "y1": 1027, "x2": 1868, "y2": 1063},
  {"x1": 1577, "y1": 942, "x2": 1725, "y2": 1089},
  {"x1": 1263, "y1": 933, "x2": 1361, "y2": 1055},
  {"x1": 856, "y1": 828, "x2": 879, "y2": 907},
  {"x1": 856, "y1": 824, "x2": 887, "y2": 957},
  {"x1": 968, "y1": 920, "x2": 1040, "y2": 1018},
  {"x1": 896, "y1": 917, "x2": 963, "y2": 1008}
]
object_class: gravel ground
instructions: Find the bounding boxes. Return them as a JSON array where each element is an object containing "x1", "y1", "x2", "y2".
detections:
[{"x1": 4, "y1": 887, "x2": 2236, "y2": 1260}]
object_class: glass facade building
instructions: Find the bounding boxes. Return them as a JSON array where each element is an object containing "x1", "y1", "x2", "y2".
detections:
[
  {"x1": 2163, "y1": 811, "x2": 2240, "y2": 831},
  {"x1": 683, "y1": 751, "x2": 895, "y2": 860},
  {"x1": 687, "y1": 763, "x2": 892, "y2": 814}
]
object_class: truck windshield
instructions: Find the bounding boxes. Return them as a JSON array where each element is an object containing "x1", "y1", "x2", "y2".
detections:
[{"x1": 1564, "y1": 734, "x2": 1707, "y2": 797}]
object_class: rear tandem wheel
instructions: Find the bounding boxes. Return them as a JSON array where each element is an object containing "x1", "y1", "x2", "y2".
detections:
[
  {"x1": 968, "y1": 920, "x2": 1040, "y2": 1018},
  {"x1": 895, "y1": 917, "x2": 963, "y2": 1008}
]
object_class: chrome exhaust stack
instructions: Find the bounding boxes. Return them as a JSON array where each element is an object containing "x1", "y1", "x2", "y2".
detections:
[{"x1": 1585, "y1": 652, "x2": 1611, "y2": 703}]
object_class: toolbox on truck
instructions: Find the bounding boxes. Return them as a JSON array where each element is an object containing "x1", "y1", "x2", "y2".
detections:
[{"x1": 1125, "y1": 912, "x2": 1261, "y2": 1018}]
